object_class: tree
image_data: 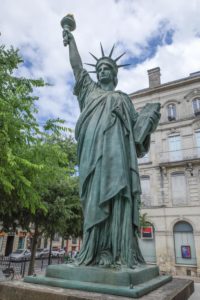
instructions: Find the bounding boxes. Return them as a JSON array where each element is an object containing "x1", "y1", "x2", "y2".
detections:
[
  {"x1": 0, "y1": 45, "x2": 82, "y2": 275},
  {"x1": 26, "y1": 136, "x2": 81, "y2": 274},
  {"x1": 0, "y1": 45, "x2": 45, "y2": 212},
  {"x1": 139, "y1": 213, "x2": 150, "y2": 228},
  {"x1": 61, "y1": 176, "x2": 83, "y2": 240},
  {"x1": 138, "y1": 212, "x2": 151, "y2": 238}
]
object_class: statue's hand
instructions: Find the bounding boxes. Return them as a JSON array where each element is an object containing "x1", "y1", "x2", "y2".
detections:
[{"x1": 62, "y1": 29, "x2": 74, "y2": 47}]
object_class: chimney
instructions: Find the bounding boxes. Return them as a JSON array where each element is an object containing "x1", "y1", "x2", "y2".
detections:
[{"x1": 147, "y1": 67, "x2": 161, "y2": 88}]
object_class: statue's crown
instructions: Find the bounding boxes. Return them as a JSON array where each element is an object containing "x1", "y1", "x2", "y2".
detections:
[{"x1": 85, "y1": 43, "x2": 130, "y2": 74}]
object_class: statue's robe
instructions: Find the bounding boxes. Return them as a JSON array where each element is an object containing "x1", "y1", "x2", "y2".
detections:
[{"x1": 74, "y1": 69, "x2": 150, "y2": 267}]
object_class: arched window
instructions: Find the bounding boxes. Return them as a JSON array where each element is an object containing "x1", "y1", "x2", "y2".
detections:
[
  {"x1": 174, "y1": 221, "x2": 193, "y2": 232},
  {"x1": 167, "y1": 104, "x2": 176, "y2": 121},
  {"x1": 173, "y1": 221, "x2": 197, "y2": 265},
  {"x1": 192, "y1": 98, "x2": 200, "y2": 116}
]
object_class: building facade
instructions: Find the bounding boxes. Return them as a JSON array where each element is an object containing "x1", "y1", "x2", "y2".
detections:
[
  {"x1": 131, "y1": 68, "x2": 200, "y2": 277},
  {"x1": 0, "y1": 228, "x2": 82, "y2": 257}
]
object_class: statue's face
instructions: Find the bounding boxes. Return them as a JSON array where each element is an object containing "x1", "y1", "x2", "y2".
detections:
[{"x1": 97, "y1": 63, "x2": 114, "y2": 84}]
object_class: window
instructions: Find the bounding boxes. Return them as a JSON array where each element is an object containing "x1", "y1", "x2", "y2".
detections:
[
  {"x1": 192, "y1": 98, "x2": 200, "y2": 116},
  {"x1": 173, "y1": 221, "x2": 197, "y2": 265},
  {"x1": 0, "y1": 237, "x2": 4, "y2": 252},
  {"x1": 140, "y1": 176, "x2": 151, "y2": 206},
  {"x1": 171, "y1": 173, "x2": 187, "y2": 205},
  {"x1": 72, "y1": 237, "x2": 77, "y2": 244},
  {"x1": 138, "y1": 153, "x2": 149, "y2": 164},
  {"x1": 18, "y1": 237, "x2": 25, "y2": 249},
  {"x1": 168, "y1": 135, "x2": 182, "y2": 161},
  {"x1": 195, "y1": 130, "x2": 200, "y2": 156},
  {"x1": 53, "y1": 233, "x2": 60, "y2": 241},
  {"x1": 167, "y1": 104, "x2": 176, "y2": 121}
]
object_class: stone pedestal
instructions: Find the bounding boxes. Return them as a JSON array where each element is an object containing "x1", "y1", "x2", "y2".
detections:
[
  {"x1": 24, "y1": 264, "x2": 172, "y2": 298},
  {"x1": 0, "y1": 278, "x2": 194, "y2": 300}
]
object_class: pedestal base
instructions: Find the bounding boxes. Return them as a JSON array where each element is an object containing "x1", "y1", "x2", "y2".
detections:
[
  {"x1": 24, "y1": 264, "x2": 172, "y2": 298},
  {"x1": 0, "y1": 278, "x2": 194, "y2": 300}
]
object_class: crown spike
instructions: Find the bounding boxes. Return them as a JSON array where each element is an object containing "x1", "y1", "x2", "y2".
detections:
[
  {"x1": 114, "y1": 52, "x2": 126, "y2": 62},
  {"x1": 100, "y1": 42, "x2": 105, "y2": 57},
  {"x1": 117, "y1": 63, "x2": 130, "y2": 68},
  {"x1": 109, "y1": 44, "x2": 115, "y2": 58},
  {"x1": 89, "y1": 52, "x2": 98, "y2": 61},
  {"x1": 85, "y1": 63, "x2": 96, "y2": 67}
]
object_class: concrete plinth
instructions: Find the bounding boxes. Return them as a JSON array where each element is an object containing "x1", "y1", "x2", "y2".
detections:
[
  {"x1": 0, "y1": 278, "x2": 194, "y2": 300},
  {"x1": 24, "y1": 264, "x2": 172, "y2": 298}
]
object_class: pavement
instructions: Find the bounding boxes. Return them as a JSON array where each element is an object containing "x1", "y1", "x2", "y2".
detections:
[
  {"x1": 189, "y1": 283, "x2": 200, "y2": 299},
  {"x1": 174, "y1": 276, "x2": 200, "y2": 299}
]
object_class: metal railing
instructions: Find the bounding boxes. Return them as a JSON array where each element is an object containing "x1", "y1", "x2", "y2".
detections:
[{"x1": 0, "y1": 255, "x2": 65, "y2": 281}]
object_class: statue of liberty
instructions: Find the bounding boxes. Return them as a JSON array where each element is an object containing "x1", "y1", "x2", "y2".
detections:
[
  {"x1": 24, "y1": 15, "x2": 173, "y2": 299},
  {"x1": 61, "y1": 15, "x2": 160, "y2": 268}
]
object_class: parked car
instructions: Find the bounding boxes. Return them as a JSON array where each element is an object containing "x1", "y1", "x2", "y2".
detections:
[
  {"x1": 10, "y1": 249, "x2": 31, "y2": 261},
  {"x1": 35, "y1": 248, "x2": 44, "y2": 258},
  {"x1": 58, "y1": 248, "x2": 65, "y2": 257},
  {"x1": 51, "y1": 248, "x2": 65, "y2": 257},
  {"x1": 35, "y1": 248, "x2": 50, "y2": 258}
]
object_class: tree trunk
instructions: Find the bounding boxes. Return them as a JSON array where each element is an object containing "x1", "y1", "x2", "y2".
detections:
[
  {"x1": 48, "y1": 233, "x2": 53, "y2": 265},
  {"x1": 28, "y1": 225, "x2": 39, "y2": 275},
  {"x1": 61, "y1": 236, "x2": 64, "y2": 248}
]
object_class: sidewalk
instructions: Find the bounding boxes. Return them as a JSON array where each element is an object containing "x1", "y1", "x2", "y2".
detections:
[
  {"x1": 173, "y1": 276, "x2": 200, "y2": 300},
  {"x1": 189, "y1": 283, "x2": 200, "y2": 300}
]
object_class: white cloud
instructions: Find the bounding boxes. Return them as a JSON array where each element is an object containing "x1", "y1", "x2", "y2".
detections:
[{"x1": 1, "y1": 0, "x2": 200, "y2": 129}]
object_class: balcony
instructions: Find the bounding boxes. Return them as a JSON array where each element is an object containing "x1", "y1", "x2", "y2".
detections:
[{"x1": 159, "y1": 147, "x2": 200, "y2": 165}]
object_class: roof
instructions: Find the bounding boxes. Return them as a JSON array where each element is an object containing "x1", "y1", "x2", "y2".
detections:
[{"x1": 130, "y1": 72, "x2": 200, "y2": 98}]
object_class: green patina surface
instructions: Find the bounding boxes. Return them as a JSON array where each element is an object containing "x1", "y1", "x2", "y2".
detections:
[
  {"x1": 24, "y1": 14, "x2": 169, "y2": 298},
  {"x1": 61, "y1": 13, "x2": 161, "y2": 268},
  {"x1": 24, "y1": 264, "x2": 172, "y2": 298}
]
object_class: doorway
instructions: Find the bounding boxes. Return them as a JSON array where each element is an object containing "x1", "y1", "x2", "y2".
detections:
[{"x1": 5, "y1": 235, "x2": 14, "y2": 256}]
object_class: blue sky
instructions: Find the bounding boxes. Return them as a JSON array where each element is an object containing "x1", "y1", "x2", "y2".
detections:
[{"x1": 1, "y1": 0, "x2": 200, "y2": 130}]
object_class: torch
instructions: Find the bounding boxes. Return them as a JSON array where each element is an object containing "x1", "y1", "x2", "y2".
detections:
[{"x1": 60, "y1": 14, "x2": 76, "y2": 46}]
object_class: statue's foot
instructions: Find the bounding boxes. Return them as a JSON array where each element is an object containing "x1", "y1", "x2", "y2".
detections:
[{"x1": 98, "y1": 250, "x2": 113, "y2": 267}]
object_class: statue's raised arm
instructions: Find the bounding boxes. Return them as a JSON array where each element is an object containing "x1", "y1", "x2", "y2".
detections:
[{"x1": 61, "y1": 14, "x2": 83, "y2": 80}]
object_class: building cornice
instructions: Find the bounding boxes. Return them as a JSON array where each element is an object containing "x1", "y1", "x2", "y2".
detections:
[{"x1": 130, "y1": 75, "x2": 200, "y2": 99}]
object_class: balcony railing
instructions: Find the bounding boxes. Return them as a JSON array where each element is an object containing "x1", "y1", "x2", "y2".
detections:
[{"x1": 159, "y1": 147, "x2": 200, "y2": 163}]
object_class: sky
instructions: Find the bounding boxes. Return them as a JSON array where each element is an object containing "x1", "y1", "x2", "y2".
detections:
[{"x1": 1, "y1": 0, "x2": 200, "y2": 129}]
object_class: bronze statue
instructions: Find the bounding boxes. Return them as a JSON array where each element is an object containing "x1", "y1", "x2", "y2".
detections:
[
  {"x1": 23, "y1": 16, "x2": 172, "y2": 298},
  {"x1": 61, "y1": 14, "x2": 160, "y2": 268}
]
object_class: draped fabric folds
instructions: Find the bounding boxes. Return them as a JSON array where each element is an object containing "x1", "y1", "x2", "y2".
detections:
[{"x1": 74, "y1": 69, "x2": 149, "y2": 267}]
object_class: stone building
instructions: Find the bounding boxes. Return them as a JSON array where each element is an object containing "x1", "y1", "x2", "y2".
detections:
[
  {"x1": 131, "y1": 67, "x2": 200, "y2": 277},
  {"x1": 0, "y1": 227, "x2": 82, "y2": 256}
]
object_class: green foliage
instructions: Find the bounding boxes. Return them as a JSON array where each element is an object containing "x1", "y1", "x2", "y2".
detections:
[
  {"x1": 36, "y1": 176, "x2": 82, "y2": 239},
  {"x1": 139, "y1": 213, "x2": 150, "y2": 228},
  {"x1": 0, "y1": 45, "x2": 82, "y2": 273},
  {"x1": 0, "y1": 45, "x2": 45, "y2": 209}
]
